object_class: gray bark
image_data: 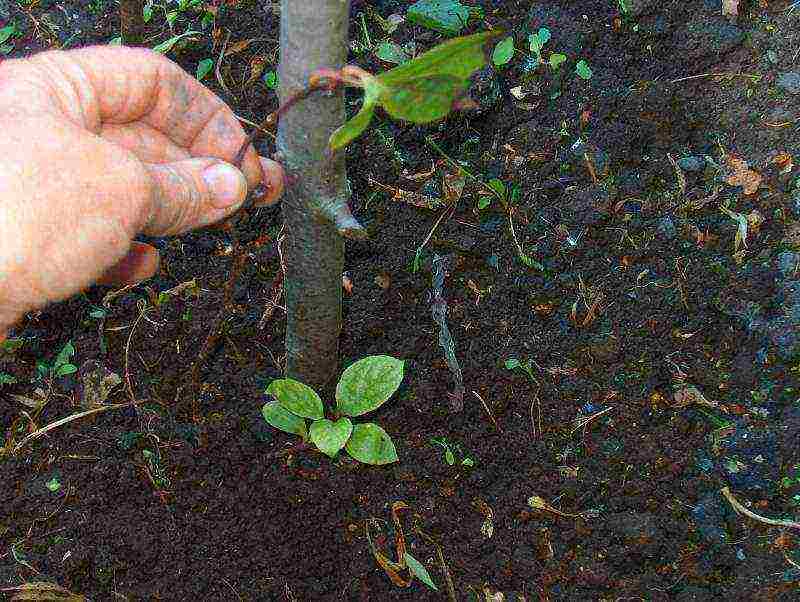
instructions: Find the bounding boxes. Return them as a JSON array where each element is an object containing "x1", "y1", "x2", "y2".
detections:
[{"x1": 277, "y1": 0, "x2": 362, "y2": 391}]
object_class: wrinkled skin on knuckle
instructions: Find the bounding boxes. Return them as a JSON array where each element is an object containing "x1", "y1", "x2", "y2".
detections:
[{"x1": 144, "y1": 165, "x2": 203, "y2": 236}]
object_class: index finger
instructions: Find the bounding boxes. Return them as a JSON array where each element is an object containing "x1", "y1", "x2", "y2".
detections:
[{"x1": 35, "y1": 46, "x2": 265, "y2": 188}]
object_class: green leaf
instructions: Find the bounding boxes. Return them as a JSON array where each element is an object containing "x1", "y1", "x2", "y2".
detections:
[
  {"x1": 263, "y1": 70, "x2": 279, "y2": 89},
  {"x1": 329, "y1": 31, "x2": 500, "y2": 150},
  {"x1": 196, "y1": 58, "x2": 214, "y2": 80},
  {"x1": 529, "y1": 27, "x2": 550, "y2": 54},
  {"x1": 487, "y1": 178, "x2": 506, "y2": 199},
  {"x1": 575, "y1": 59, "x2": 593, "y2": 80},
  {"x1": 336, "y1": 355, "x2": 404, "y2": 417},
  {"x1": 0, "y1": 338, "x2": 24, "y2": 353},
  {"x1": 375, "y1": 40, "x2": 410, "y2": 64},
  {"x1": 55, "y1": 364, "x2": 77, "y2": 378},
  {"x1": 266, "y1": 379, "x2": 323, "y2": 420},
  {"x1": 445, "y1": 448, "x2": 455, "y2": 465},
  {"x1": 477, "y1": 197, "x2": 490, "y2": 210},
  {"x1": 0, "y1": 24, "x2": 17, "y2": 45},
  {"x1": 379, "y1": 30, "x2": 500, "y2": 86},
  {"x1": 54, "y1": 341, "x2": 75, "y2": 369},
  {"x1": 45, "y1": 476, "x2": 61, "y2": 493},
  {"x1": 407, "y1": 0, "x2": 470, "y2": 36},
  {"x1": 549, "y1": 53, "x2": 567, "y2": 69},
  {"x1": 538, "y1": 28, "x2": 551, "y2": 46},
  {"x1": 380, "y1": 74, "x2": 468, "y2": 124},
  {"x1": 345, "y1": 423, "x2": 398, "y2": 465},
  {"x1": 404, "y1": 552, "x2": 438, "y2": 590},
  {"x1": 309, "y1": 418, "x2": 353, "y2": 458},
  {"x1": 261, "y1": 401, "x2": 308, "y2": 439},
  {"x1": 492, "y1": 36, "x2": 515, "y2": 66},
  {"x1": 152, "y1": 31, "x2": 200, "y2": 54},
  {"x1": 0, "y1": 373, "x2": 17, "y2": 385},
  {"x1": 505, "y1": 358, "x2": 521, "y2": 370},
  {"x1": 330, "y1": 92, "x2": 378, "y2": 151}
]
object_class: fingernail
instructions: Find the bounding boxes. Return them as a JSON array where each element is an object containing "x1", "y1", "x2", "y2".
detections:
[{"x1": 202, "y1": 163, "x2": 247, "y2": 209}]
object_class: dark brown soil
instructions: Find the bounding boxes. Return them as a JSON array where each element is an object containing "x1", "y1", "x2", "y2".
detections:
[{"x1": 2, "y1": 1, "x2": 800, "y2": 600}]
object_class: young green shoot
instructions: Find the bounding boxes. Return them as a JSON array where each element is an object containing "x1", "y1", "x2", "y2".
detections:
[
  {"x1": 35, "y1": 340, "x2": 78, "y2": 383},
  {"x1": 528, "y1": 27, "x2": 566, "y2": 71},
  {"x1": 262, "y1": 356, "x2": 404, "y2": 465},
  {"x1": 430, "y1": 436, "x2": 475, "y2": 466},
  {"x1": 325, "y1": 30, "x2": 502, "y2": 150}
]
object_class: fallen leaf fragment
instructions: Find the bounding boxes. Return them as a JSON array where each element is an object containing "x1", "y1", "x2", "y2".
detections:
[
  {"x1": 722, "y1": 0, "x2": 740, "y2": 18},
  {"x1": 672, "y1": 385, "x2": 718, "y2": 409},
  {"x1": 725, "y1": 154, "x2": 762, "y2": 195}
]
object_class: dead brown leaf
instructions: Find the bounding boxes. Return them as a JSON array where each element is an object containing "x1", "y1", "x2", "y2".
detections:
[
  {"x1": 725, "y1": 155, "x2": 762, "y2": 195},
  {"x1": 244, "y1": 56, "x2": 267, "y2": 86},
  {"x1": 224, "y1": 38, "x2": 255, "y2": 57}
]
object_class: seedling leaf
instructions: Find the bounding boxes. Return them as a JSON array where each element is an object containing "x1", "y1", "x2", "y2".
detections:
[
  {"x1": 153, "y1": 31, "x2": 200, "y2": 54},
  {"x1": 487, "y1": 178, "x2": 506, "y2": 198},
  {"x1": 261, "y1": 401, "x2": 308, "y2": 439},
  {"x1": 505, "y1": 358, "x2": 521, "y2": 370},
  {"x1": 406, "y1": 0, "x2": 470, "y2": 36},
  {"x1": 54, "y1": 341, "x2": 75, "y2": 369},
  {"x1": 549, "y1": 53, "x2": 567, "y2": 69},
  {"x1": 55, "y1": 364, "x2": 77, "y2": 378},
  {"x1": 375, "y1": 41, "x2": 410, "y2": 64},
  {"x1": 345, "y1": 423, "x2": 398, "y2": 464},
  {"x1": 575, "y1": 60, "x2": 593, "y2": 80},
  {"x1": 336, "y1": 355, "x2": 404, "y2": 417},
  {"x1": 266, "y1": 378, "x2": 323, "y2": 420},
  {"x1": 310, "y1": 418, "x2": 352, "y2": 458},
  {"x1": 196, "y1": 58, "x2": 214, "y2": 80},
  {"x1": 404, "y1": 552, "x2": 439, "y2": 591},
  {"x1": 492, "y1": 36, "x2": 515, "y2": 66}
]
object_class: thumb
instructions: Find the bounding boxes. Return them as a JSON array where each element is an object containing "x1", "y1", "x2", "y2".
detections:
[{"x1": 142, "y1": 158, "x2": 248, "y2": 236}]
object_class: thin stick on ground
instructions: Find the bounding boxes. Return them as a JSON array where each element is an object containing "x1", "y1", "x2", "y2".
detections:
[
  {"x1": 721, "y1": 486, "x2": 800, "y2": 531},
  {"x1": 9, "y1": 403, "x2": 144, "y2": 456},
  {"x1": 472, "y1": 390, "x2": 501, "y2": 432}
]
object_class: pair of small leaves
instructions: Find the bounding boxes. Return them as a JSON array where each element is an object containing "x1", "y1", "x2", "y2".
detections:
[
  {"x1": 330, "y1": 30, "x2": 501, "y2": 150},
  {"x1": 262, "y1": 356, "x2": 404, "y2": 464}
]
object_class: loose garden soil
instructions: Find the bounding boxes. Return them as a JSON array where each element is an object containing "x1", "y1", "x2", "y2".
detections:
[{"x1": 2, "y1": 0, "x2": 800, "y2": 600}]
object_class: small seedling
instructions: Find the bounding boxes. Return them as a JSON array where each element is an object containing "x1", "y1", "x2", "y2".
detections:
[
  {"x1": 263, "y1": 70, "x2": 279, "y2": 89},
  {"x1": 528, "y1": 27, "x2": 566, "y2": 70},
  {"x1": 430, "y1": 436, "x2": 475, "y2": 466},
  {"x1": 505, "y1": 357, "x2": 536, "y2": 381},
  {"x1": 34, "y1": 341, "x2": 77, "y2": 383},
  {"x1": 262, "y1": 356, "x2": 404, "y2": 465}
]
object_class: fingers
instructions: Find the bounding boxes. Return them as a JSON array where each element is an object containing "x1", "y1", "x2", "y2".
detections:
[
  {"x1": 142, "y1": 158, "x2": 248, "y2": 236},
  {"x1": 25, "y1": 46, "x2": 266, "y2": 188},
  {"x1": 96, "y1": 242, "x2": 160, "y2": 287},
  {"x1": 257, "y1": 158, "x2": 285, "y2": 206}
]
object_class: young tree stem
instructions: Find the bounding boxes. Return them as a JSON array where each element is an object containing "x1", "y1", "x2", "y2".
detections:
[
  {"x1": 120, "y1": 0, "x2": 146, "y2": 46},
  {"x1": 277, "y1": 0, "x2": 355, "y2": 392}
]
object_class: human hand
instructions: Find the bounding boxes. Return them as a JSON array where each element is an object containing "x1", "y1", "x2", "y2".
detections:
[{"x1": 0, "y1": 45, "x2": 283, "y2": 338}]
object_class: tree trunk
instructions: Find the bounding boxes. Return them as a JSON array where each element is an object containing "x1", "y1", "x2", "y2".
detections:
[
  {"x1": 277, "y1": 0, "x2": 363, "y2": 391},
  {"x1": 120, "y1": 0, "x2": 146, "y2": 46}
]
